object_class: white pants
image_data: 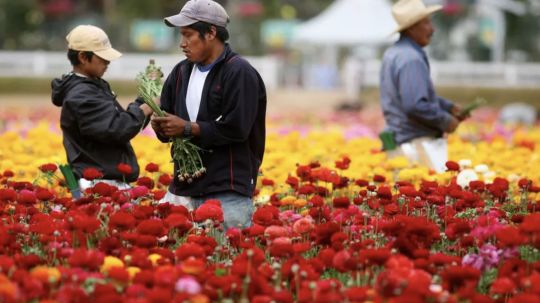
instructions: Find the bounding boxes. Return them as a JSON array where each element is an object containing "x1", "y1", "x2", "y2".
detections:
[
  {"x1": 78, "y1": 178, "x2": 131, "y2": 191},
  {"x1": 158, "y1": 190, "x2": 194, "y2": 210},
  {"x1": 390, "y1": 137, "x2": 448, "y2": 173}
]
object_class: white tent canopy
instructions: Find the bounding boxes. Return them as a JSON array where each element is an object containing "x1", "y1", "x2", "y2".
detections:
[{"x1": 292, "y1": 0, "x2": 397, "y2": 47}]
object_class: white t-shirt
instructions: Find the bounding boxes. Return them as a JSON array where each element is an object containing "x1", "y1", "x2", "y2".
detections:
[{"x1": 185, "y1": 65, "x2": 210, "y2": 122}]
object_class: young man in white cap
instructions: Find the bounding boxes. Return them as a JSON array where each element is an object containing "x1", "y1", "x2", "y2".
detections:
[
  {"x1": 51, "y1": 25, "x2": 154, "y2": 196},
  {"x1": 152, "y1": 0, "x2": 267, "y2": 231},
  {"x1": 380, "y1": 0, "x2": 467, "y2": 172}
]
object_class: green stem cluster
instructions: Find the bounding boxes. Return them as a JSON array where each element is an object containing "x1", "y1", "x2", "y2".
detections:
[{"x1": 136, "y1": 60, "x2": 205, "y2": 183}]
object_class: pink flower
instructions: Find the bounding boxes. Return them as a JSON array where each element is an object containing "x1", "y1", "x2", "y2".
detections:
[{"x1": 175, "y1": 276, "x2": 201, "y2": 294}]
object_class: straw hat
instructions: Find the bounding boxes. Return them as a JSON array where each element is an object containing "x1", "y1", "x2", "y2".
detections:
[{"x1": 392, "y1": 0, "x2": 442, "y2": 33}]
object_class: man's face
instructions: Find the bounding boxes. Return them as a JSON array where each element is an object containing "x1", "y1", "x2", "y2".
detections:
[
  {"x1": 406, "y1": 17, "x2": 435, "y2": 47},
  {"x1": 179, "y1": 27, "x2": 214, "y2": 65}
]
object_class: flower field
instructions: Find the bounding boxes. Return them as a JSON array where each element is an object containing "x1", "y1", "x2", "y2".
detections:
[{"x1": 1, "y1": 104, "x2": 540, "y2": 302}]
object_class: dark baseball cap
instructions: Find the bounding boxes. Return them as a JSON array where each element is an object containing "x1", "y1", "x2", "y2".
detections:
[{"x1": 164, "y1": 0, "x2": 230, "y2": 28}]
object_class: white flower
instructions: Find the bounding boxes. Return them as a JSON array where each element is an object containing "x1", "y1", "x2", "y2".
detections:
[
  {"x1": 483, "y1": 171, "x2": 496, "y2": 183},
  {"x1": 458, "y1": 159, "x2": 472, "y2": 169},
  {"x1": 457, "y1": 169, "x2": 479, "y2": 188},
  {"x1": 474, "y1": 164, "x2": 489, "y2": 173}
]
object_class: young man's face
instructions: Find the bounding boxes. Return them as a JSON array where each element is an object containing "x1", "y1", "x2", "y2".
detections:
[
  {"x1": 78, "y1": 53, "x2": 110, "y2": 79},
  {"x1": 179, "y1": 26, "x2": 215, "y2": 65},
  {"x1": 406, "y1": 17, "x2": 435, "y2": 47}
]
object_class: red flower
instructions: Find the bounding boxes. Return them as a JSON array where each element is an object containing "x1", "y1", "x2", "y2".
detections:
[
  {"x1": 445, "y1": 161, "x2": 460, "y2": 171},
  {"x1": 18, "y1": 189, "x2": 36, "y2": 205},
  {"x1": 136, "y1": 219, "x2": 166, "y2": 237},
  {"x1": 335, "y1": 156, "x2": 351, "y2": 170},
  {"x1": 261, "y1": 178, "x2": 275, "y2": 186},
  {"x1": 82, "y1": 167, "x2": 103, "y2": 180},
  {"x1": 145, "y1": 162, "x2": 159, "y2": 173},
  {"x1": 518, "y1": 178, "x2": 532, "y2": 190},
  {"x1": 296, "y1": 165, "x2": 312, "y2": 181},
  {"x1": 136, "y1": 177, "x2": 154, "y2": 189},
  {"x1": 107, "y1": 267, "x2": 130, "y2": 283},
  {"x1": 269, "y1": 237, "x2": 293, "y2": 258},
  {"x1": 373, "y1": 174, "x2": 386, "y2": 183},
  {"x1": 490, "y1": 277, "x2": 516, "y2": 295},
  {"x1": 158, "y1": 174, "x2": 172, "y2": 186},
  {"x1": 164, "y1": 213, "x2": 193, "y2": 234},
  {"x1": 252, "y1": 206, "x2": 280, "y2": 226},
  {"x1": 116, "y1": 163, "x2": 133, "y2": 175},
  {"x1": 36, "y1": 188, "x2": 54, "y2": 201},
  {"x1": 194, "y1": 201, "x2": 224, "y2": 223},
  {"x1": 0, "y1": 188, "x2": 17, "y2": 202},
  {"x1": 175, "y1": 243, "x2": 206, "y2": 261},
  {"x1": 355, "y1": 179, "x2": 369, "y2": 187},
  {"x1": 285, "y1": 176, "x2": 299, "y2": 189},
  {"x1": 67, "y1": 248, "x2": 105, "y2": 270},
  {"x1": 3, "y1": 170, "x2": 14, "y2": 177},
  {"x1": 496, "y1": 226, "x2": 524, "y2": 247},
  {"x1": 332, "y1": 196, "x2": 350, "y2": 208},
  {"x1": 39, "y1": 163, "x2": 58, "y2": 173},
  {"x1": 109, "y1": 211, "x2": 136, "y2": 230}
]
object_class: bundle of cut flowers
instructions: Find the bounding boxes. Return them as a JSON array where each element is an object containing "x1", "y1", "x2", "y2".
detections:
[{"x1": 136, "y1": 60, "x2": 205, "y2": 183}]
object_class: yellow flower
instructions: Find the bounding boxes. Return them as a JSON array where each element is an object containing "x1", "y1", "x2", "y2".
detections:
[
  {"x1": 148, "y1": 253, "x2": 163, "y2": 266},
  {"x1": 101, "y1": 256, "x2": 124, "y2": 274},
  {"x1": 127, "y1": 266, "x2": 141, "y2": 280},
  {"x1": 30, "y1": 266, "x2": 61, "y2": 284}
]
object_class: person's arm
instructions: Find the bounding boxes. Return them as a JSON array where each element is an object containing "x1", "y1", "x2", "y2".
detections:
[
  {"x1": 71, "y1": 87, "x2": 146, "y2": 143},
  {"x1": 398, "y1": 58, "x2": 456, "y2": 133},
  {"x1": 196, "y1": 60, "x2": 261, "y2": 148}
]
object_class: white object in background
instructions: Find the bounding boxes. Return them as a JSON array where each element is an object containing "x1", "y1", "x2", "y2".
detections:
[
  {"x1": 457, "y1": 169, "x2": 479, "y2": 188},
  {"x1": 421, "y1": 138, "x2": 448, "y2": 173},
  {"x1": 400, "y1": 137, "x2": 448, "y2": 173}
]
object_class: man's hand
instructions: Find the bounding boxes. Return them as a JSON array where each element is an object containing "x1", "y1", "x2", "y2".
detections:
[
  {"x1": 446, "y1": 116, "x2": 460, "y2": 133},
  {"x1": 451, "y1": 104, "x2": 469, "y2": 121},
  {"x1": 151, "y1": 113, "x2": 188, "y2": 137}
]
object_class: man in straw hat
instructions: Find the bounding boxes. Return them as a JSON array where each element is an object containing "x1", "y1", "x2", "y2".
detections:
[
  {"x1": 379, "y1": 0, "x2": 467, "y2": 173},
  {"x1": 51, "y1": 25, "x2": 154, "y2": 197}
]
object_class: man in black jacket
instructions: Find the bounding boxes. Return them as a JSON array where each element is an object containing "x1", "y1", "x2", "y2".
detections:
[
  {"x1": 52, "y1": 25, "x2": 153, "y2": 196},
  {"x1": 153, "y1": 0, "x2": 266, "y2": 230}
]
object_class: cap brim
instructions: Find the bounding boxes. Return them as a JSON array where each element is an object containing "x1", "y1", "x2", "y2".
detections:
[
  {"x1": 94, "y1": 48, "x2": 122, "y2": 61},
  {"x1": 164, "y1": 14, "x2": 198, "y2": 27},
  {"x1": 392, "y1": 5, "x2": 443, "y2": 34}
]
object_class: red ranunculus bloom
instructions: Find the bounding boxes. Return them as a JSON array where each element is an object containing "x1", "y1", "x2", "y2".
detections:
[
  {"x1": 136, "y1": 219, "x2": 166, "y2": 237},
  {"x1": 194, "y1": 202, "x2": 224, "y2": 223},
  {"x1": 36, "y1": 188, "x2": 54, "y2": 201},
  {"x1": 39, "y1": 163, "x2": 58, "y2": 173},
  {"x1": 82, "y1": 167, "x2": 103, "y2": 180},
  {"x1": 373, "y1": 174, "x2": 386, "y2": 183},
  {"x1": 136, "y1": 177, "x2": 154, "y2": 189},
  {"x1": 18, "y1": 189, "x2": 37, "y2": 205},
  {"x1": 175, "y1": 243, "x2": 206, "y2": 261},
  {"x1": 158, "y1": 174, "x2": 172, "y2": 186},
  {"x1": 445, "y1": 161, "x2": 460, "y2": 171},
  {"x1": 261, "y1": 178, "x2": 275, "y2": 186},
  {"x1": 0, "y1": 188, "x2": 17, "y2": 202},
  {"x1": 116, "y1": 163, "x2": 133, "y2": 175},
  {"x1": 332, "y1": 196, "x2": 350, "y2": 208},
  {"x1": 108, "y1": 211, "x2": 136, "y2": 231},
  {"x1": 144, "y1": 162, "x2": 159, "y2": 173}
]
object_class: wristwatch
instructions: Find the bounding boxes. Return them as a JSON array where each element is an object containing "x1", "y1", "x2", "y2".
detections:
[{"x1": 183, "y1": 121, "x2": 192, "y2": 137}]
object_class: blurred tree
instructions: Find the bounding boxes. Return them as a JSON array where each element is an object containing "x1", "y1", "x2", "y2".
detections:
[{"x1": 0, "y1": 0, "x2": 39, "y2": 49}]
